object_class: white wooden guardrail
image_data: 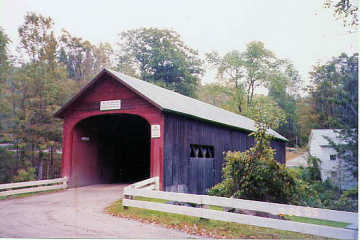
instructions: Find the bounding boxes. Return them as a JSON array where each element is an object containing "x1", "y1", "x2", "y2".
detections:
[
  {"x1": 0, "y1": 177, "x2": 68, "y2": 197},
  {"x1": 124, "y1": 176, "x2": 160, "y2": 192},
  {"x1": 123, "y1": 177, "x2": 358, "y2": 240}
]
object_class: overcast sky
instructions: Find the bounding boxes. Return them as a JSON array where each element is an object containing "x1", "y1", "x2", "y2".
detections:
[{"x1": 0, "y1": 0, "x2": 357, "y2": 85}]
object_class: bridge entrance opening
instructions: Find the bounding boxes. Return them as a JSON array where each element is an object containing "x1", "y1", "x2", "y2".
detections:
[{"x1": 71, "y1": 114, "x2": 150, "y2": 186}]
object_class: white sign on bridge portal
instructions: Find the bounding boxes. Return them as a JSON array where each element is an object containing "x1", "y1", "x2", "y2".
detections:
[{"x1": 100, "y1": 100, "x2": 121, "y2": 111}]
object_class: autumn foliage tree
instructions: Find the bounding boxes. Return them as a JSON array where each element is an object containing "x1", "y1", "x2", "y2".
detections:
[
  {"x1": 0, "y1": 12, "x2": 117, "y2": 182},
  {"x1": 7, "y1": 13, "x2": 74, "y2": 180},
  {"x1": 59, "y1": 30, "x2": 114, "y2": 85}
]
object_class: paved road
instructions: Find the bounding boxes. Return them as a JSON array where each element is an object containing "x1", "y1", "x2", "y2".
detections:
[
  {"x1": 286, "y1": 153, "x2": 309, "y2": 167},
  {"x1": 0, "y1": 184, "x2": 195, "y2": 238}
]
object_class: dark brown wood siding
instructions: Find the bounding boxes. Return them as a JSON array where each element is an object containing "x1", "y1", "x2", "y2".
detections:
[{"x1": 163, "y1": 112, "x2": 286, "y2": 193}]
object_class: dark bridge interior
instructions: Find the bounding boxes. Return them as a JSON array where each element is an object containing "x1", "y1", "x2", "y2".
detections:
[{"x1": 71, "y1": 114, "x2": 150, "y2": 186}]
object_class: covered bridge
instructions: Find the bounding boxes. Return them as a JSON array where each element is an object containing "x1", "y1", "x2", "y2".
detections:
[{"x1": 55, "y1": 69, "x2": 286, "y2": 194}]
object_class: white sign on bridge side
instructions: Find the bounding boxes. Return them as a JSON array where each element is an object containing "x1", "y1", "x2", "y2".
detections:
[
  {"x1": 100, "y1": 100, "x2": 121, "y2": 111},
  {"x1": 151, "y1": 125, "x2": 160, "y2": 138}
]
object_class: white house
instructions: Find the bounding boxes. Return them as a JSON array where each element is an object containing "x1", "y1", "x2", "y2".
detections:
[{"x1": 308, "y1": 129, "x2": 357, "y2": 190}]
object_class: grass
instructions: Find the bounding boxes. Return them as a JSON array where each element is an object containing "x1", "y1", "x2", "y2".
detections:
[
  {"x1": 106, "y1": 198, "x2": 335, "y2": 239},
  {"x1": 135, "y1": 196, "x2": 167, "y2": 203},
  {"x1": 0, "y1": 189, "x2": 64, "y2": 200},
  {"x1": 284, "y1": 215, "x2": 349, "y2": 228},
  {"x1": 135, "y1": 196, "x2": 224, "y2": 211}
]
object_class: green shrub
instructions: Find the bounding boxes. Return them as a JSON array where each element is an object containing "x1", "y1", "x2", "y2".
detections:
[
  {"x1": 290, "y1": 177, "x2": 322, "y2": 207},
  {"x1": 208, "y1": 113, "x2": 313, "y2": 205},
  {"x1": 302, "y1": 155, "x2": 322, "y2": 182},
  {"x1": 292, "y1": 166, "x2": 358, "y2": 212},
  {"x1": 330, "y1": 189, "x2": 358, "y2": 212},
  {"x1": 0, "y1": 147, "x2": 17, "y2": 183},
  {"x1": 208, "y1": 150, "x2": 322, "y2": 206},
  {"x1": 12, "y1": 166, "x2": 36, "y2": 182}
]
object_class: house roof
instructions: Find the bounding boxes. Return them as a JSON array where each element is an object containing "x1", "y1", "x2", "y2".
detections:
[
  {"x1": 309, "y1": 129, "x2": 345, "y2": 147},
  {"x1": 55, "y1": 68, "x2": 287, "y2": 141}
]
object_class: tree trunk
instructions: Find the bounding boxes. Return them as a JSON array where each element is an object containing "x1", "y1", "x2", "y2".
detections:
[
  {"x1": 46, "y1": 156, "x2": 50, "y2": 179},
  {"x1": 38, "y1": 151, "x2": 43, "y2": 180},
  {"x1": 50, "y1": 146, "x2": 54, "y2": 179},
  {"x1": 31, "y1": 143, "x2": 35, "y2": 167}
]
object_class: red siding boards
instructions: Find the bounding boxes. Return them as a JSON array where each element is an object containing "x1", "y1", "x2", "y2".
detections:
[{"x1": 59, "y1": 75, "x2": 164, "y2": 189}]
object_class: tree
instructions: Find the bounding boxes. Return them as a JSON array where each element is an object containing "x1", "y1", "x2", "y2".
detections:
[
  {"x1": 245, "y1": 96, "x2": 287, "y2": 131},
  {"x1": 0, "y1": 27, "x2": 11, "y2": 88},
  {"x1": 0, "y1": 27, "x2": 12, "y2": 131},
  {"x1": 206, "y1": 41, "x2": 277, "y2": 108},
  {"x1": 296, "y1": 97, "x2": 320, "y2": 146},
  {"x1": 116, "y1": 54, "x2": 138, "y2": 77},
  {"x1": 196, "y1": 83, "x2": 247, "y2": 114},
  {"x1": 117, "y1": 28, "x2": 203, "y2": 97},
  {"x1": 0, "y1": 147, "x2": 18, "y2": 183},
  {"x1": 59, "y1": 30, "x2": 93, "y2": 83},
  {"x1": 324, "y1": 0, "x2": 358, "y2": 30},
  {"x1": 206, "y1": 50, "x2": 244, "y2": 89},
  {"x1": 309, "y1": 53, "x2": 358, "y2": 179},
  {"x1": 309, "y1": 53, "x2": 357, "y2": 129},
  {"x1": 205, "y1": 50, "x2": 247, "y2": 112},
  {"x1": 197, "y1": 83, "x2": 233, "y2": 108},
  {"x1": 268, "y1": 61, "x2": 303, "y2": 146},
  {"x1": 93, "y1": 42, "x2": 114, "y2": 74},
  {"x1": 59, "y1": 30, "x2": 114, "y2": 84},
  {"x1": 9, "y1": 12, "x2": 71, "y2": 180},
  {"x1": 18, "y1": 14, "x2": 58, "y2": 65},
  {"x1": 206, "y1": 44, "x2": 304, "y2": 143}
]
